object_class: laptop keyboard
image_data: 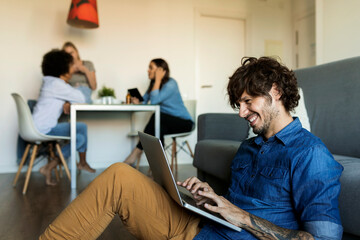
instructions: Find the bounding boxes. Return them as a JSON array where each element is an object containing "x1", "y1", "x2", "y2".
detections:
[{"x1": 179, "y1": 191, "x2": 223, "y2": 218}]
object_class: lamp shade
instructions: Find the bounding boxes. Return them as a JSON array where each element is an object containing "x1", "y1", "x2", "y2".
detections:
[{"x1": 67, "y1": 0, "x2": 99, "y2": 29}]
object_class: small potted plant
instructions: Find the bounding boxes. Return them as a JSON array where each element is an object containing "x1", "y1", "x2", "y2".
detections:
[{"x1": 98, "y1": 86, "x2": 116, "y2": 104}]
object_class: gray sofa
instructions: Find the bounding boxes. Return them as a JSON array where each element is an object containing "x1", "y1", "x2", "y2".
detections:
[{"x1": 193, "y1": 57, "x2": 360, "y2": 239}]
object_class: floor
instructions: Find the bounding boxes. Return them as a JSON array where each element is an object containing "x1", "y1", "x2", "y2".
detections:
[{"x1": 0, "y1": 164, "x2": 197, "y2": 240}]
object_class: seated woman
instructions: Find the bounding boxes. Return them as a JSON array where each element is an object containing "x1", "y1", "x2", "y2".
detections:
[
  {"x1": 32, "y1": 49, "x2": 95, "y2": 186},
  {"x1": 124, "y1": 58, "x2": 193, "y2": 165},
  {"x1": 62, "y1": 41, "x2": 97, "y2": 103}
]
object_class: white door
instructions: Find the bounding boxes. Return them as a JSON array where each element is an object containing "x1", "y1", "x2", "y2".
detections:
[
  {"x1": 294, "y1": 13, "x2": 316, "y2": 69},
  {"x1": 196, "y1": 13, "x2": 245, "y2": 115}
]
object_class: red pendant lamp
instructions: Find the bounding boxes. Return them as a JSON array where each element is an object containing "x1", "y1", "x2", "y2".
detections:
[{"x1": 67, "y1": 0, "x2": 99, "y2": 29}]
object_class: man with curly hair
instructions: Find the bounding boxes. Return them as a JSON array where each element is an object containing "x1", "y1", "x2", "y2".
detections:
[{"x1": 40, "y1": 57, "x2": 343, "y2": 240}]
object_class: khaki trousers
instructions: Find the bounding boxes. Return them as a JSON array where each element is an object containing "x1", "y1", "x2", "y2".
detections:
[{"x1": 39, "y1": 163, "x2": 201, "y2": 240}]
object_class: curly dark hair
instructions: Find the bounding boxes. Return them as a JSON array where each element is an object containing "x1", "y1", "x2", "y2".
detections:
[
  {"x1": 41, "y1": 49, "x2": 73, "y2": 77},
  {"x1": 227, "y1": 56, "x2": 299, "y2": 112}
]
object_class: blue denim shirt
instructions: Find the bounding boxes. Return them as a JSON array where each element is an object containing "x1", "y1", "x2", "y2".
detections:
[{"x1": 194, "y1": 118, "x2": 343, "y2": 240}]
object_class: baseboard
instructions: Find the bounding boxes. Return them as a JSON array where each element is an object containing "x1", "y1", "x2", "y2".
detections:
[{"x1": 0, "y1": 156, "x2": 194, "y2": 174}]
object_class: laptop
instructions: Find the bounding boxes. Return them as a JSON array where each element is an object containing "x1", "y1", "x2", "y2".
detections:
[{"x1": 138, "y1": 131, "x2": 242, "y2": 232}]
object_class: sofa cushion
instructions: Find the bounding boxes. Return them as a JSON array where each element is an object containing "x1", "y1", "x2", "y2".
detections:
[
  {"x1": 291, "y1": 87, "x2": 311, "y2": 132},
  {"x1": 333, "y1": 154, "x2": 360, "y2": 237},
  {"x1": 295, "y1": 57, "x2": 360, "y2": 158},
  {"x1": 193, "y1": 139, "x2": 241, "y2": 182}
]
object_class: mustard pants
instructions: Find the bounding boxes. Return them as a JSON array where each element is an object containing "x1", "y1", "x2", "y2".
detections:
[{"x1": 39, "y1": 163, "x2": 201, "y2": 240}]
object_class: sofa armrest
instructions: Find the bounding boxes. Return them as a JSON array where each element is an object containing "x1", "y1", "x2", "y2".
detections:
[
  {"x1": 197, "y1": 113, "x2": 249, "y2": 142},
  {"x1": 333, "y1": 155, "x2": 360, "y2": 237},
  {"x1": 194, "y1": 139, "x2": 241, "y2": 195}
]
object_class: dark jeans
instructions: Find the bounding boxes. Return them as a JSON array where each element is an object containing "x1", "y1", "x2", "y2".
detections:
[{"x1": 136, "y1": 113, "x2": 194, "y2": 150}]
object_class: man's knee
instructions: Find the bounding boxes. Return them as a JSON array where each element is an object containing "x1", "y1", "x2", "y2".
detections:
[
  {"x1": 107, "y1": 163, "x2": 135, "y2": 176},
  {"x1": 107, "y1": 163, "x2": 146, "y2": 184}
]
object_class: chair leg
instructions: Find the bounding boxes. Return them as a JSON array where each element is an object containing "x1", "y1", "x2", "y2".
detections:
[
  {"x1": 175, "y1": 146, "x2": 178, "y2": 173},
  {"x1": 147, "y1": 167, "x2": 152, "y2": 177},
  {"x1": 185, "y1": 140, "x2": 194, "y2": 158},
  {"x1": 174, "y1": 138, "x2": 179, "y2": 180},
  {"x1": 171, "y1": 138, "x2": 176, "y2": 172},
  {"x1": 22, "y1": 144, "x2": 38, "y2": 195},
  {"x1": 136, "y1": 158, "x2": 141, "y2": 170},
  {"x1": 55, "y1": 143, "x2": 71, "y2": 181},
  {"x1": 13, "y1": 144, "x2": 31, "y2": 187}
]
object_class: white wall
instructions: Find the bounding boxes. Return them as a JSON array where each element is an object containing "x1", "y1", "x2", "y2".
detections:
[
  {"x1": 316, "y1": 0, "x2": 360, "y2": 64},
  {"x1": 248, "y1": 0, "x2": 293, "y2": 66},
  {"x1": 0, "y1": 0, "x2": 293, "y2": 173}
]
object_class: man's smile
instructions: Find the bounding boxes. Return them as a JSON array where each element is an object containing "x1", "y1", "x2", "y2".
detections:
[{"x1": 246, "y1": 113, "x2": 259, "y2": 127}]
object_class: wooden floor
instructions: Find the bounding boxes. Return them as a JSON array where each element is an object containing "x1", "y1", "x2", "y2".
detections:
[{"x1": 0, "y1": 164, "x2": 197, "y2": 240}]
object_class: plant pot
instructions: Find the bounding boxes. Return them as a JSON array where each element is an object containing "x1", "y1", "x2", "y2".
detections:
[{"x1": 101, "y1": 96, "x2": 115, "y2": 104}]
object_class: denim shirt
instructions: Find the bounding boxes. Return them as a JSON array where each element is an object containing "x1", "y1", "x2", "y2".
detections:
[{"x1": 194, "y1": 118, "x2": 343, "y2": 240}]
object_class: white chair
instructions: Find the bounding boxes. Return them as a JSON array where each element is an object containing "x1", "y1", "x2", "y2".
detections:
[
  {"x1": 164, "y1": 100, "x2": 196, "y2": 172},
  {"x1": 11, "y1": 93, "x2": 71, "y2": 194}
]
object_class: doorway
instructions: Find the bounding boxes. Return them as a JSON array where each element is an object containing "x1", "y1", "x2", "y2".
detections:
[
  {"x1": 195, "y1": 11, "x2": 246, "y2": 115},
  {"x1": 294, "y1": 12, "x2": 316, "y2": 69}
]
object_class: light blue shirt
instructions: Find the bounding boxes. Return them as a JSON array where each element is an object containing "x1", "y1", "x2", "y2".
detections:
[
  {"x1": 142, "y1": 78, "x2": 192, "y2": 121},
  {"x1": 32, "y1": 76, "x2": 85, "y2": 134}
]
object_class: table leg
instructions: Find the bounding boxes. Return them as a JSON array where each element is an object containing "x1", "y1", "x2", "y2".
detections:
[
  {"x1": 70, "y1": 106, "x2": 77, "y2": 189},
  {"x1": 130, "y1": 112, "x2": 135, "y2": 150},
  {"x1": 155, "y1": 106, "x2": 160, "y2": 138}
]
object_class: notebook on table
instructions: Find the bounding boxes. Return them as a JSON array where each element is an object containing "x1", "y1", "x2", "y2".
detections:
[{"x1": 127, "y1": 88, "x2": 144, "y2": 102}]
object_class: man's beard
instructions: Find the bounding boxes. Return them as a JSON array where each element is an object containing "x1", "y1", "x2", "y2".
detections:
[{"x1": 252, "y1": 103, "x2": 279, "y2": 136}]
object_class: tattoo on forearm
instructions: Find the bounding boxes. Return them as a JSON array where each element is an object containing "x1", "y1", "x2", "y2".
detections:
[{"x1": 245, "y1": 214, "x2": 314, "y2": 240}]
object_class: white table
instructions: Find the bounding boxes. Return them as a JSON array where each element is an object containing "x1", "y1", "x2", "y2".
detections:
[{"x1": 70, "y1": 104, "x2": 160, "y2": 189}]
